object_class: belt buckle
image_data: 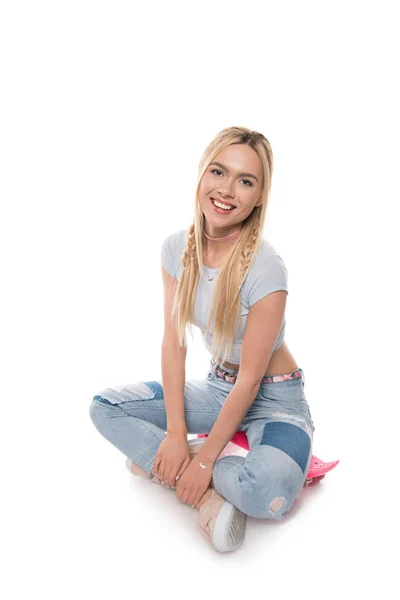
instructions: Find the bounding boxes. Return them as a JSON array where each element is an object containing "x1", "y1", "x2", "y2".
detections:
[
  {"x1": 224, "y1": 372, "x2": 236, "y2": 384},
  {"x1": 212, "y1": 359, "x2": 237, "y2": 384}
]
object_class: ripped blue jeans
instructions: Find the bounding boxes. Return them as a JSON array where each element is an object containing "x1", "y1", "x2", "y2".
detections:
[{"x1": 89, "y1": 359, "x2": 315, "y2": 519}]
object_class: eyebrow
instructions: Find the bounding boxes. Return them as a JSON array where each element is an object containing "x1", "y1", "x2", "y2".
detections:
[{"x1": 209, "y1": 162, "x2": 259, "y2": 183}]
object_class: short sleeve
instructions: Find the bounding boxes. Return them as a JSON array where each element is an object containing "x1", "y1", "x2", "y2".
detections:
[
  {"x1": 247, "y1": 253, "x2": 288, "y2": 307},
  {"x1": 160, "y1": 233, "x2": 177, "y2": 279}
]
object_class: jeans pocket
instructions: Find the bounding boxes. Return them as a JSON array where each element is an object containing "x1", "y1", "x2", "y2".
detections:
[{"x1": 259, "y1": 378, "x2": 302, "y2": 403}]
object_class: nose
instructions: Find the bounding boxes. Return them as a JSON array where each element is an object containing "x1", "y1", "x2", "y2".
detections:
[{"x1": 218, "y1": 180, "x2": 235, "y2": 197}]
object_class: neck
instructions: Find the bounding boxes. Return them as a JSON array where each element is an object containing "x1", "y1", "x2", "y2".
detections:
[
  {"x1": 202, "y1": 226, "x2": 242, "y2": 264},
  {"x1": 202, "y1": 229, "x2": 241, "y2": 242}
]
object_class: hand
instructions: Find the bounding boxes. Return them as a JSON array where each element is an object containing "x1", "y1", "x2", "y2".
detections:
[
  {"x1": 151, "y1": 433, "x2": 191, "y2": 488},
  {"x1": 175, "y1": 456, "x2": 213, "y2": 508}
]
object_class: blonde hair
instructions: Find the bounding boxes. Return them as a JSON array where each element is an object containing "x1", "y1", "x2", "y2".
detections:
[{"x1": 171, "y1": 125, "x2": 273, "y2": 364}]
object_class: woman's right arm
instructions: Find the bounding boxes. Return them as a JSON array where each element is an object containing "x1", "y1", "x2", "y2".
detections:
[
  {"x1": 161, "y1": 264, "x2": 188, "y2": 437},
  {"x1": 161, "y1": 341, "x2": 187, "y2": 436}
]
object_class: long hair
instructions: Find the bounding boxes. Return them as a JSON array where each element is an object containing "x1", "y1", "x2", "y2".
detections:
[{"x1": 171, "y1": 125, "x2": 273, "y2": 365}]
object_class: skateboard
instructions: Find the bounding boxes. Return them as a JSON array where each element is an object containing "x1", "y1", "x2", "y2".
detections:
[{"x1": 197, "y1": 431, "x2": 339, "y2": 487}]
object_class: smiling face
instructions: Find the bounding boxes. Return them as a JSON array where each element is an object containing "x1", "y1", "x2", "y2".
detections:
[{"x1": 198, "y1": 143, "x2": 264, "y2": 237}]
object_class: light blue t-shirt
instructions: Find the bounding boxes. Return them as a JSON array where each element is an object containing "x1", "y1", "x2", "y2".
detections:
[{"x1": 161, "y1": 228, "x2": 288, "y2": 363}]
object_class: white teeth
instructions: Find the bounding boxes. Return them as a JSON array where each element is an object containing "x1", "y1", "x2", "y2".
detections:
[{"x1": 212, "y1": 199, "x2": 234, "y2": 210}]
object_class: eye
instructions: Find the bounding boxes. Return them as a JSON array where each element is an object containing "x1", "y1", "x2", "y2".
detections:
[{"x1": 210, "y1": 169, "x2": 253, "y2": 187}]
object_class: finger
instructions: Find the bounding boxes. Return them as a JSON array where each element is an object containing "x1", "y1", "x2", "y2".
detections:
[
  {"x1": 151, "y1": 456, "x2": 161, "y2": 478},
  {"x1": 154, "y1": 462, "x2": 164, "y2": 482},
  {"x1": 175, "y1": 476, "x2": 187, "y2": 497},
  {"x1": 176, "y1": 455, "x2": 191, "y2": 481},
  {"x1": 174, "y1": 460, "x2": 188, "y2": 484},
  {"x1": 168, "y1": 470, "x2": 179, "y2": 489},
  {"x1": 158, "y1": 461, "x2": 166, "y2": 483},
  {"x1": 190, "y1": 489, "x2": 202, "y2": 509},
  {"x1": 177, "y1": 457, "x2": 190, "y2": 477},
  {"x1": 164, "y1": 467, "x2": 174, "y2": 488},
  {"x1": 186, "y1": 487, "x2": 198, "y2": 507},
  {"x1": 179, "y1": 487, "x2": 190, "y2": 505},
  {"x1": 175, "y1": 482, "x2": 184, "y2": 501},
  {"x1": 188, "y1": 488, "x2": 200, "y2": 508},
  {"x1": 169, "y1": 460, "x2": 186, "y2": 487}
]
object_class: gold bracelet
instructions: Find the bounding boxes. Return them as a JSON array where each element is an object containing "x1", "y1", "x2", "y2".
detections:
[{"x1": 194, "y1": 455, "x2": 214, "y2": 469}]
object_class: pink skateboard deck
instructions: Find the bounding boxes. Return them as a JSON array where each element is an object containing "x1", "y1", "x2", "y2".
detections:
[{"x1": 197, "y1": 432, "x2": 339, "y2": 486}]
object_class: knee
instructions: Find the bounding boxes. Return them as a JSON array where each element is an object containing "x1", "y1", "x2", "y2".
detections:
[
  {"x1": 239, "y1": 421, "x2": 312, "y2": 519},
  {"x1": 239, "y1": 466, "x2": 299, "y2": 520},
  {"x1": 242, "y1": 488, "x2": 296, "y2": 520},
  {"x1": 89, "y1": 396, "x2": 113, "y2": 429}
]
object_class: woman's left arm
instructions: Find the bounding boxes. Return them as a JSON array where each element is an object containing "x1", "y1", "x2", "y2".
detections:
[{"x1": 198, "y1": 290, "x2": 288, "y2": 464}]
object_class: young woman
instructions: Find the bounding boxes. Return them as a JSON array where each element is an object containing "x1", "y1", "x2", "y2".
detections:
[{"x1": 89, "y1": 125, "x2": 315, "y2": 553}]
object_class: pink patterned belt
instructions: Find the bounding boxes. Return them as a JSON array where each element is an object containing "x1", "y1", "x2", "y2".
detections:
[{"x1": 210, "y1": 358, "x2": 304, "y2": 384}]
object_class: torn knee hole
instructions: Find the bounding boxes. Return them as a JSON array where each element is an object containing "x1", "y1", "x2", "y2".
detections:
[{"x1": 269, "y1": 496, "x2": 286, "y2": 512}]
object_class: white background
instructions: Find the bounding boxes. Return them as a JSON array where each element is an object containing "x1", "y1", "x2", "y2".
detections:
[{"x1": 1, "y1": 0, "x2": 398, "y2": 598}]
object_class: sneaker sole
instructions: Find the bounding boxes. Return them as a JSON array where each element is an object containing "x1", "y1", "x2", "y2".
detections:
[{"x1": 212, "y1": 500, "x2": 247, "y2": 552}]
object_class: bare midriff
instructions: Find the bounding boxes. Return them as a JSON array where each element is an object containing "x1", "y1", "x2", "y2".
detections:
[{"x1": 214, "y1": 340, "x2": 299, "y2": 377}]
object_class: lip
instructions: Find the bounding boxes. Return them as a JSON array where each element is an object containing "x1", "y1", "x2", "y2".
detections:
[
  {"x1": 209, "y1": 198, "x2": 236, "y2": 216},
  {"x1": 211, "y1": 197, "x2": 236, "y2": 208}
]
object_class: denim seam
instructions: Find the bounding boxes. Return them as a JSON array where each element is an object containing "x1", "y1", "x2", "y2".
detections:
[
  {"x1": 212, "y1": 461, "x2": 224, "y2": 496},
  {"x1": 211, "y1": 471, "x2": 222, "y2": 496},
  {"x1": 117, "y1": 403, "x2": 166, "y2": 415},
  {"x1": 92, "y1": 397, "x2": 127, "y2": 414}
]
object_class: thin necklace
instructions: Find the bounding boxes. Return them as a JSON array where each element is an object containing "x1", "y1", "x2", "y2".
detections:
[
  {"x1": 202, "y1": 228, "x2": 241, "y2": 281},
  {"x1": 203, "y1": 228, "x2": 242, "y2": 242}
]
